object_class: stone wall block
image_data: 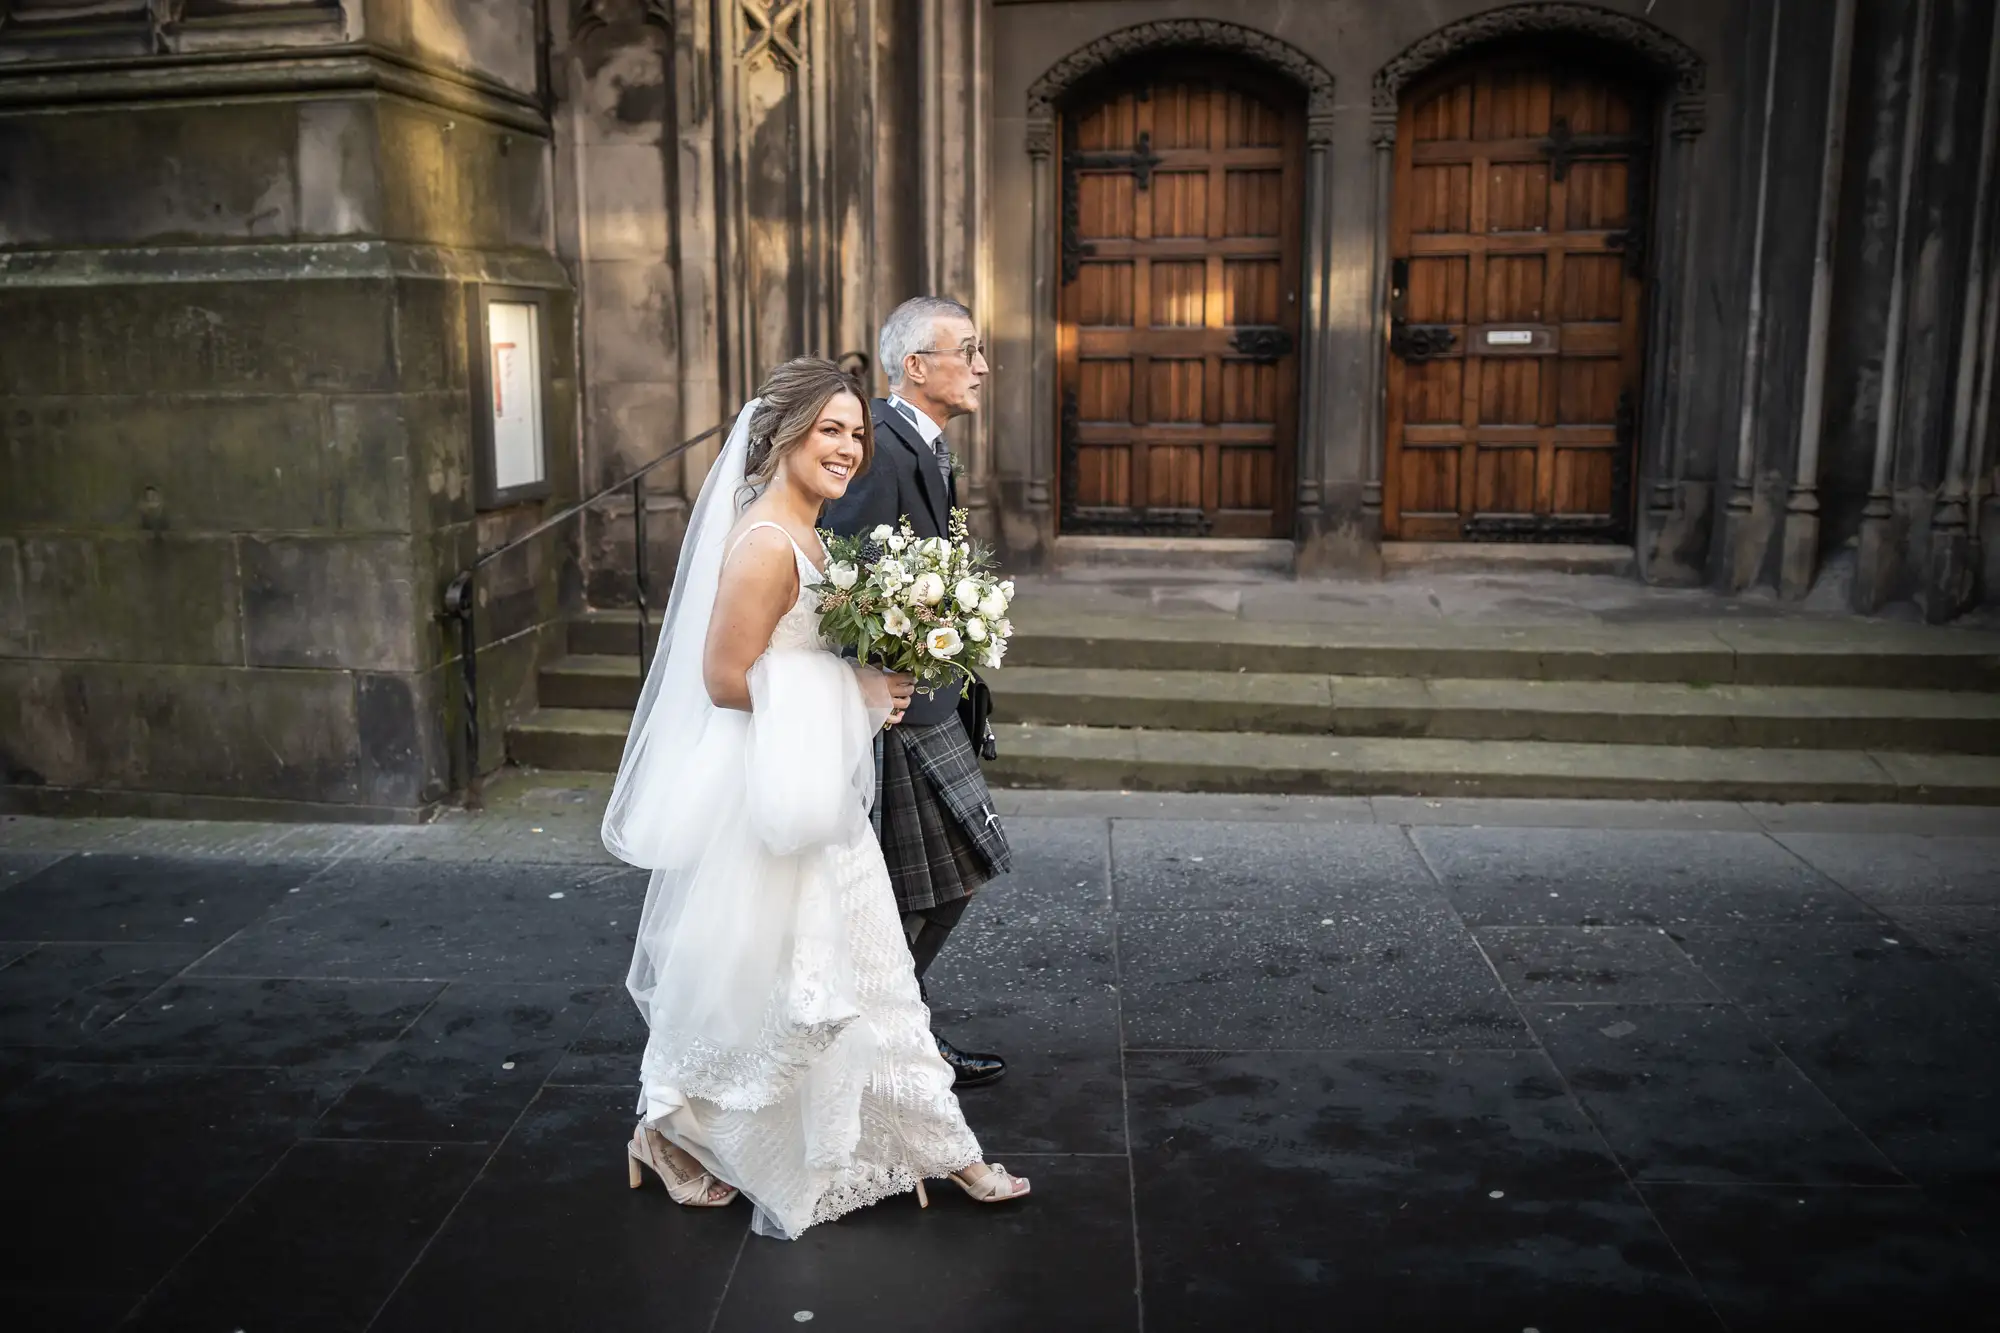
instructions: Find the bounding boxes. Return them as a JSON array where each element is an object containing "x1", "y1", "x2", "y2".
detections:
[
  {"x1": 325, "y1": 395, "x2": 415, "y2": 533},
  {"x1": 376, "y1": 102, "x2": 551, "y2": 251},
  {"x1": 576, "y1": 33, "x2": 670, "y2": 146},
  {"x1": 0, "y1": 280, "x2": 398, "y2": 396},
  {"x1": 366, "y1": 0, "x2": 541, "y2": 98},
  {"x1": 9, "y1": 535, "x2": 241, "y2": 664},
  {"x1": 0, "y1": 103, "x2": 299, "y2": 247},
  {"x1": 587, "y1": 380, "x2": 682, "y2": 492},
  {"x1": 297, "y1": 100, "x2": 385, "y2": 238},
  {"x1": 0, "y1": 394, "x2": 353, "y2": 532},
  {"x1": 240, "y1": 536, "x2": 421, "y2": 672},
  {"x1": 585, "y1": 259, "x2": 679, "y2": 384},
  {"x1": 403, "y1": 390, "x2": 477, "y2": 534},
  {"x1": 0, "y1": 660, "x2": 363, "y2": 802},
  {"x1": 355, "y1": 670, "x2": 448, "y2": 807},
  {"x1": 582, "y1": 143, "x2": 671, "y2": 260},
  {"x1": 393, "y1": 277, "x2": 469, "y2": 394}
]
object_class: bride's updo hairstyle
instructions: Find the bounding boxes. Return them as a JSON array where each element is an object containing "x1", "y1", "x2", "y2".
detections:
[{"x1": 738, "y1": 356, "x2": 873, "y2": 505}]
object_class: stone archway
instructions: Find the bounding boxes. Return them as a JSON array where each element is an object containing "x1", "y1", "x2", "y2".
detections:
[
  {"x1": 1362, "y1": 4, "x2": 1709, "y2": 552},
  {"x1": 1021, "y1": 21, "x2": 1336, "y2": 543}
]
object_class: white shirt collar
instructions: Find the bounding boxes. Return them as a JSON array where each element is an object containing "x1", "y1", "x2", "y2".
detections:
[{"x1": 887, "y1": 393, "x2": 945, "y2": 446}]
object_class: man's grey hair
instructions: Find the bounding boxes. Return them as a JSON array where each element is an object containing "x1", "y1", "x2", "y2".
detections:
[{"x1": 879, "y1": 296, "x2": 974, "y2": 389}]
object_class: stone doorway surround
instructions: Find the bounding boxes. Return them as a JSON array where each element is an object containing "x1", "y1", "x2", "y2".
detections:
[{"x1": 1013, "y1": 5, "x2": 1708, "y2": 578}]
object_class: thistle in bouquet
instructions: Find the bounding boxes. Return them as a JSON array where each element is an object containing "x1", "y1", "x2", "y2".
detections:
[{"x1": 816, "y1": 508, "x2": 1016, "y2": 698}]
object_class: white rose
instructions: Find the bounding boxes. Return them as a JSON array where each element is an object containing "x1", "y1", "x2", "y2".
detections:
[
  {"x1": 995, "y1": 618, "x2": 1013, "y2": 638},
  {"x1": 965, "y1": 616, "x2": 987, "y2": 642},
  {"x1": 827, "y1": 562, "x2": 858, "y2": 590},
  {"x1": 929, "y1": 537, "x2": 953, "y2": 560},
  {"x1": 981, "y1": 640, "x2": 1005, "y2": 669},
  {"x1": 887, "y1": 533, "x2": 908, "y2": 552},
  {"x1": 978, "y1": 590, "x2": 1006, "y2": 619},
  {"x1": 955, "y1": 578, "x2": 982, "y2": 611},
  {"x1": 883, "y1": 604, "x2": 912, "y2": 636},
  {"x1": 926, "y1": 625, "x2": 963, "y2": 659},
  {"x1": 911, "y1": 572, "x2": 946, "y2": 606},
  {"x1": 871, "y1": 524, "x2": 894, "y2": 543},
  {"x1": 876, "y1": 560, "x2": 908, "y2": 590},
  {"x1": 999, "y1": 579, "x2": 1015, "y2": 601}
]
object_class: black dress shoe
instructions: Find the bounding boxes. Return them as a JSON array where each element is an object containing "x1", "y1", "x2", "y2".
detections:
[{"x1": 935, "y1": 1033, "x2": 1005, "y2": 1087}]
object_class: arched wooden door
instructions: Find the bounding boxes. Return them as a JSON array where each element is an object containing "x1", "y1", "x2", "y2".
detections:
[
  {"x1": 1058, "y1": 61, "x2": 1304, "y2": 538},
  {"x1": 1384, "y1": 54, "x2": 1652, "y2": 542}
]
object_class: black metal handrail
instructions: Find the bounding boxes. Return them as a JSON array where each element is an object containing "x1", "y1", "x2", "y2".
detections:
[{"x1": 440, "y1": 421, "x2": 725, "y2": 809}]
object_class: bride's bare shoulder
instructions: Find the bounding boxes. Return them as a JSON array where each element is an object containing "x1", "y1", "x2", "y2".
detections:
[{"x1": 719, "y1": 515, "x2": 800, "y2": 592}]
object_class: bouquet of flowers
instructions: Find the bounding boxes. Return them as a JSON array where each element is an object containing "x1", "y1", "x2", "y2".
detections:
[{"x1": 816, "y1": 508, "x2": 1015, "y2": 697}]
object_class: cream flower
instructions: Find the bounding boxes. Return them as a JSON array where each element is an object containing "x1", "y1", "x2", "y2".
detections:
[
  {"x1": 955, "y1": 578, "x2": 982, "y2": 611},
  {"x1": 887, "y1": 533, "x2": 909, "y2": 552},
  {"x1": 978, "y1": 589, "x2": 1006, "y2": 619},
  {"x1": 965, "y1": 617, "x2": 987, "y2": 642},
  {"x1": 926, "y1": 625, "x2": 964, "y2": 659},
  {"x1": 827, "y1": 562, "x2": 858, "y2": 591},
  {"x1": 871, "y1": 524, "x2": 895, "y2": 543},
  {"x1": 995, "y1": 617, "x2": 1013, "y2": 638},
  {"x1": 981, "y1": 639, "x2": 1005, "y2": 669},
  {"x1": 999, "y1": 579, "x2": 1015, "y2": 601},
  {"x1": 910, "y1": 572, "x2": 946, "y2": 606},
  {"x1": 883, "y1": 604, "x2": 912, "y2": 636}
]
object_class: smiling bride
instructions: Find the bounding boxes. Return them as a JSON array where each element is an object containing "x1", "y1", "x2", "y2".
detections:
[{"x1": 600, "y1": 356, "x2": 1030, "y2": 1239}]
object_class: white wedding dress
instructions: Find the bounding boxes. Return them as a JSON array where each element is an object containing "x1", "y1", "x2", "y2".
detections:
[{"x1": 601, "y1": 403, "x2": 983, "y2": 1240}]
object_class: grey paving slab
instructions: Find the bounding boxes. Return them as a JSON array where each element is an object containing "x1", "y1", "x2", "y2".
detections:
[
  {"x1": 923, "y1": 909, "x2": 1120, "y2": 1055},
  {"x1": 712, "y1": 1156, "x2": 1137, "y2": 1333},
  {"x1": 1674, "y1": 925, "x2": 2000, "y2": 1183},
  {"x1": 315, "y1": 982, "x2": 611, "y2": 1143},
  {"x1": 1410, "y1": 826, "x2": 1877, "y2": 925},
  {"x1": 125, "y1": 1139, "x2": 488, "y2": 1333},
  {"x1": 0, "y1": 1064, "x2": 341, "y2": 1295},
  {"x1": 1773, "y1": 833, "x2": 2000, "y2": 906},
  {"x1": 0, "y1": 942, "x2": 206, "y2": 1049},
  {"x1": 549, "y1": 989, "x2": 647, "y2": 1087},
  {"x1": 370, "y1": 1085, "x2": 744, "y2": 1333},
  {"x1": 191, "y1": 861, "x2": 646, "y2": 983},
  {"x1": 1879, "y1": 905, "x2": 2000, "y2": 992},
  {"x1": 992, "y1": 788, "x2": 1377, "y2": 823},
  {"x1": 1111, "y1": 820, "x2": 1439, "y2": 910},
  {"x1": 1526, "y1": 1004, "x2": 1903, "y2": 1186},
  {"x1": 982, "y1": 815, "x2": 1109, "y2": 914},
  {"x1": 1475, "y1": 926, "x2": 1723, "y2": 1003},
  {"x1": 1643, "y1": 1183, "x2": 2000, "y2": 1328},
  {"x1": 951, "y1": 1047, "x2": 1126, "y2": 1156},
  {"x1": 0, "y1": 852, "x2": 66, "y2": 891},
  {"x1": 1116, "y1": 904, "x2": 1528, "y2": 1049},
  {"x1": 90, "y1": 977, "x2": 443, "y2": 1074},
  {"x1": 1747, "y1": 803, "x2": 2000, "y2": 836},
  {"x1": 0, "y1": 854, "x2": 323, "y2": 944},
  {"x1": 1126, "y1": 1050, "x2": 1714, "y2": 1331}
]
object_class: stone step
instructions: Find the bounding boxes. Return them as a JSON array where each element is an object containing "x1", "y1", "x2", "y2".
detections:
[
  {"x1": 507, "y1": 708, "x2": 631, "y2": 772},
  {"x1": 981, "y1": 724, "x2": 2000, "y2": 805},
  {"x1": 503, "y1": 707, "x2": 2000, "y2": 804},
  {"x1": 562, "y1": 609, "x2": 2000, "y2": 690},
  {"x1": 534, "y1": 655, "x2": 2000, "y2": 753}
]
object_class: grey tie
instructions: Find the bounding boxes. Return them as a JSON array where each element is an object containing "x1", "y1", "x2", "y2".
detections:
[{"x1": 896, "y1": 400, "x2": 953, "y2": 493}]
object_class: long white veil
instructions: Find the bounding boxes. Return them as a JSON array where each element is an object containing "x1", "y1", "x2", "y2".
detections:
[{"x1": 602, "y1": 399, "x2": 881, "y2": 1134}]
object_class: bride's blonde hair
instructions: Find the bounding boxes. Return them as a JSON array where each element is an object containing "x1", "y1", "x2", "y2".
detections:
[{"x1": 739, "y1": 357, "x2": 873, "y2": 505}]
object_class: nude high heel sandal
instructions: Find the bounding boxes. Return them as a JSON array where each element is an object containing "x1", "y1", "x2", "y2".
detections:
[
  {"x1": 917, "y1": 1164, "x2": 1029, "y2": 1207},
  {"x1": 626, "y1": 1125, "x2": 738, "y2": 1207}
]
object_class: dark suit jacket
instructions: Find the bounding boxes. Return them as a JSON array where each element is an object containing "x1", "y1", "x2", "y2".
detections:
[{"x1": 821, "y1": 398, "x2": 964, "y2": 727}]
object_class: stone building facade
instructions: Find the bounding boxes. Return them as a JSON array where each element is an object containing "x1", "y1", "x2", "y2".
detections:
[{"x1": 2, "y1": 0, "x2": 1997, "y2": 818}]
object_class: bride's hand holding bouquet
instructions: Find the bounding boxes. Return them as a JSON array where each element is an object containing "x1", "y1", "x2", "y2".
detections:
[{"x1": 815, "y1": 507, "x2": 1015, "y2": 713}]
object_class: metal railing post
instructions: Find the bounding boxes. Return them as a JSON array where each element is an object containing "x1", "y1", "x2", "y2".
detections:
[
  {"x1": 633, "y1": 478, "x2": 652, "y2": 678},
  {"x1": 442, "y1": 569, "x2": 482, "y2": 811}
]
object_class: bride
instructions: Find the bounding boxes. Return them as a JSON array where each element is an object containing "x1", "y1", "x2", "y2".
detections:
[{"x1": 601, "y1": 356, "x2": 1030, "y2": 1239}]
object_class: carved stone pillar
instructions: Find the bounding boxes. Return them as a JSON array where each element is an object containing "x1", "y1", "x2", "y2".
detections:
[
  {"x1": 1782, "y1": 0, "x2": 1859, "y2": 600},
  {"x1": 1025, "y1": 114, "x2": 1055, "y2": 527},
  {"x1": 1362, "y1": 108, "x2": 1397, "y2": 530}
]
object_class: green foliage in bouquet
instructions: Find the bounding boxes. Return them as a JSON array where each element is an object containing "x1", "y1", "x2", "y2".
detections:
[{"x1": 815, "y1": 508, "x2": 1016, "y2": 697}]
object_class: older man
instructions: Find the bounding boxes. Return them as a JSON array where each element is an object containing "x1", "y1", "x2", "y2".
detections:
[{"x1": 821, "y1": 296, "x2": 1011, "y2": 1087}]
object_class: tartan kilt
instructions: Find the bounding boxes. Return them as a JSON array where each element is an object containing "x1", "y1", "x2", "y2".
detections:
[{"x1": 873, "y1": 717, "x2": 1012, "y2": 915}]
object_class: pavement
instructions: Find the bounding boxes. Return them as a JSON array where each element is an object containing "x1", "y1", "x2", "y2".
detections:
[{"x1": 2, "y1": 775, "x2": 1998, "y2": 1331}]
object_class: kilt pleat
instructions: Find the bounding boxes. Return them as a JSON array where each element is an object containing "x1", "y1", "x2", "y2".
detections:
[{"x1": 873, "y1": 718, "x2": 1011, "y2": 915}]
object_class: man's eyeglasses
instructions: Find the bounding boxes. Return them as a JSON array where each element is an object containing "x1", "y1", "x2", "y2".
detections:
[{"x1": 914, "y1": 341, "x2": 987, "y2": 364}]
